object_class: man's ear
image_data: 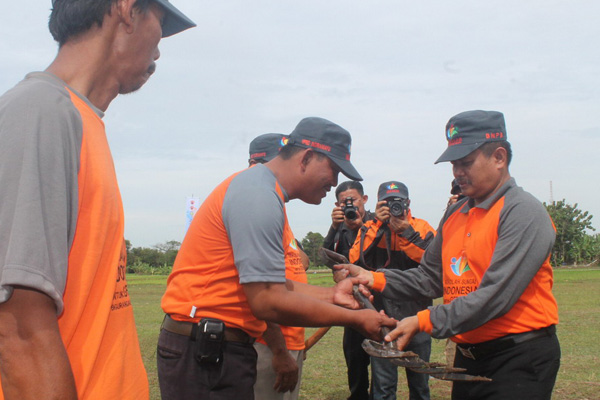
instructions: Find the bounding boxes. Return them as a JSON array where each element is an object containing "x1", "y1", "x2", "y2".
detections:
[
  {"x1": 363, "y1": 195, "x2": 368, "y2": 204},
  {"x1": 300, "y1": 149, "x2": 314, "y2": 171},
  {"x1": 493, "y1": 146, "x2": 508, "y2": 166},
  {"x1": 115, "y1": 0, "x2": 137, "y2": 33}
]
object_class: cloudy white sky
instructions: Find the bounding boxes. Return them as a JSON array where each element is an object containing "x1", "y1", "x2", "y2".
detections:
[{"x1": 1, "y1": 0, "x2": 598, "y2": 248}]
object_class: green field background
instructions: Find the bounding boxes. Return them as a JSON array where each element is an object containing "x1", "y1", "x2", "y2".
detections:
[{"x1": 128, "y1": 268, "x2": 600, "y2": 400}]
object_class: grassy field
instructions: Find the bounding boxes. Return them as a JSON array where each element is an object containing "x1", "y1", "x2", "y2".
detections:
[{"x1": 128, "y1": 268, "x2": 600, "y2": 400}]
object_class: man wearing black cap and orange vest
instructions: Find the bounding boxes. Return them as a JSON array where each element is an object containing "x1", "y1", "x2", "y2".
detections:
[
  {"x1": 158, "y1": 117, "x2": 396, "y2": 400},
  {"x1": 349, "y1": 181, "x2": 435, "y2": 400},
  {"x1": 0, "y1": 1, "x2": 194, "y2": 399},
  {"x1": 337, "y1": 110, "x2": 560, "y2": 399}
]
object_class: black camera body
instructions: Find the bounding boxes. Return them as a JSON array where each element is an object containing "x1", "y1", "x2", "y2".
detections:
[
  {"x1": 387, "y1": 197, "x2": 409, "y2": 217},
  {"x1": 195, "y1": 318, "x2": 225, "y2": 364},
  {"x1": 342, "y1": 197, "x2": 358, "y2": 220}
]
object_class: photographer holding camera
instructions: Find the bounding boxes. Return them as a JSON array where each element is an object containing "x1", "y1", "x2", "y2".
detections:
[
  {"x1": 348, "y1": 181, "x2": 436, "y2": 400},
  {"x1": 323, "y1": 180, "x2": 374, "y2": 400}
]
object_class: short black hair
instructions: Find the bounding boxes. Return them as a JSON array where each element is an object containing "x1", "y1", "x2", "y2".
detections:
[
  {"x1": 49, "y1": 0, "x2": 152, "y2": 46},
  {"x1": 278, "y1": 144, "x2": 328, "y2": 162},
  {"x1": 480, "y1": 140, "x2": 512, "y2": 166},
  {"x1": 335, "y1": 181, "x2": 364, "y2": 201},
  {"x1": 278, "y1": 144, "x2": 304, "y2": 160}
]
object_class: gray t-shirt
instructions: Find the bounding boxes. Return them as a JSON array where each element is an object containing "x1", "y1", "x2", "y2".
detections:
[
  {"x1": 0, "y1": 72, "x2": 102, "y2": 312},
  {"x1": 223, "y1": 164, "x2": 289, "y2": 283}
]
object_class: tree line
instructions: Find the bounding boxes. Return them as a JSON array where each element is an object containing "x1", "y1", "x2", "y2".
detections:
[
  {"x1": 125, "y1": 240, "x2": 181, "y2": 274},
  {"x1": 125, "y1": 199, "x2": 599, "y2": 274},
  {"x1": 544, "y1": 200, "x2": 599, "y2": 266}
]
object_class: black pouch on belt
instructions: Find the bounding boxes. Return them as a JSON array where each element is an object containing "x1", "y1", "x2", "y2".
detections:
[{"x1": 194, "y1": 318, "x2": 225, "y2": 364}]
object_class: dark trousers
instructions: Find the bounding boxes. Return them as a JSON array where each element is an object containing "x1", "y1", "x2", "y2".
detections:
[
  {"x1": 157, "y1": 328, "x2": 257, "y2": 400},
  {"x1": 452, "y1": 331, "x2": 561, "y2": 400},
  {"x1": 343, "y1": 327, "x2": 371, "y2": 400},
  {"x1": 370, "y1": 332, "x2": 431, "y2": 400}
]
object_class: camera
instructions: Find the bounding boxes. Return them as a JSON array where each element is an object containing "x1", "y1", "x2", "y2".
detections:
[
  {"x1": 341, "y1": 197, "x2": 358, "y2": 220},
  {"x1": 387, "y1": 197, "x2": 409, "y2": 217},
  {"x1": 451, "y1": 179, "x2": 466, "y2": 200}
]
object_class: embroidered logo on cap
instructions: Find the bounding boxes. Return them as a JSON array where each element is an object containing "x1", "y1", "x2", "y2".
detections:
[
  {"x1": 281, "y1": 137, "x2": 289, "y2": 146},
  {"x1": 447, "y1": 124, "x2": 458, "y2": 140}
]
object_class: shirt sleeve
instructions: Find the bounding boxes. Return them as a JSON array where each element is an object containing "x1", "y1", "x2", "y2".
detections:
[
  {"x1": 0, "y1": 76, "x2": 82, "y2": 314},
  {"x1": 380, "y1": 229, "x2": 445, "y2": 302},
  {"x1": 396, "y1": 218, "x2": 436, "y2": 263},
  {"x1": 223, "y1": 166, "x2": 287, "y2": 284}
]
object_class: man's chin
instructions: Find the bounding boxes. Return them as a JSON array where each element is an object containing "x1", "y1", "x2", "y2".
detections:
[
  {"x1": 119, "y1": 73, "x2": 153, "y2": 95},
  {"x1": 119, "y1": 83, "x2": 144, "y2": 95}
]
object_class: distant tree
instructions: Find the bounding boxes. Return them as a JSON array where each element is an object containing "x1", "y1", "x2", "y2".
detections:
[
  {"x1": 544, "y1": 199, "x2": 597, "y2": 266},
  {"x1": 301, "y1": 232, "x2": 325, "y2": 268},
  {"x1": 153, "y1": 240, "x2": 181, "y2": 266},
  {"x1": 153, "y1": 240, "x2": 181, "y2": 253},
  {"x1": 125, "y1": 240, "x2": 181, "y2": 271}
]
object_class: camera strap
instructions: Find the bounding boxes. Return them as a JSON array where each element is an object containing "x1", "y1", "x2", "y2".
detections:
[{"x1": 357, "y1": 223, "x2": 390, "y2": 271}]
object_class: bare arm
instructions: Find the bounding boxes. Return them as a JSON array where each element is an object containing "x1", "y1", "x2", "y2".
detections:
[
  {"x1": 0, "y1": 288, "x2": 77, "y2": 400},
  {"x1": 243, "y1": 282, "x2": 395, "y2": 340},
  {"x1": 261, "y1": 322, "x2": 298, "y2": 393}
]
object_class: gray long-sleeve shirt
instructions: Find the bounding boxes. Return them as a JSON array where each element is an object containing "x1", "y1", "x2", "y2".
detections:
[{"x1": 378, "y1": 178, "x2": 558, "y2": 341}]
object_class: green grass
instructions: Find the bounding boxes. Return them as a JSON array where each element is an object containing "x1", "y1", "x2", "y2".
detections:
[{"x1": 128, "y1": 268, "x2": 600, "y2": 400}]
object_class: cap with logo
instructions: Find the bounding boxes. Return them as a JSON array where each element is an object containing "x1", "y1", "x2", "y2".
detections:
[
  {"x1": 154, "y1": 0, "x2": 196, "y2": 37},
  {"x1": 287, "y1": 117, "x2": 362, "y2": 181},
  {"x1": 435, "y1": 110, "x2": 507, "y2": 164},
  {"x1": 377, "y1": 181, "x2": 409, "y2": 201},
  {"x1": 249, "y1": 133, "x2": 288, "y2": 164}
]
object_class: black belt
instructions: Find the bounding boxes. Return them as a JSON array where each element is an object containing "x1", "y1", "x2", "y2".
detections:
[
  {"x1": 456, "y1": 325, "x2": 556, "y2": 360},
  {"x1": 162, "y1": 315, "x2": 255, "y2": 344}
]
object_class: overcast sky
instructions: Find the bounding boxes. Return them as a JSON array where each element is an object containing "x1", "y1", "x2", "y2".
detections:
[{"x1": 1, "y1": 0, "x2": 598, "y2": 248}]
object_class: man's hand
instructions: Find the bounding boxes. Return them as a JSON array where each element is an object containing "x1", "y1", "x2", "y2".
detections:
[
  {"x1": 447, "y1": 194, "x2": 461, "y2": 207},
  {"x1": 332, "y1": 277, "x2": 364, "y2": 309},
  {"x1": 352, "y1": 309, "x2": 397, "y2": 341},
  {"x1": 389, "y1": 214, "x2": 410, "y2": 234},
  {"x1": 271, "y1": 350, "x2": 299, "y2": 393},
  {"x1": 375, "y1": 200, "x2": 390, "y2": 223},
  {"x1": 332, "y1": 269, "x2": 348, "y2": 283},
  {"x1": 330, "y1": 206, "x2": 345, "y2": 230},
  {"x1": 333, "y1": 263, "x2": 374, "y2": 288},
  {"x1": 384, "y1": 315, "x2": 420, "y2": 351}
]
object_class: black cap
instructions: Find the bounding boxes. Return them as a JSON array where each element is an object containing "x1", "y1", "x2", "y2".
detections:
[
  {"x1": 377, "y1": 181, "x2": 409, "y2": 201},
  {"x1": 287, "y1": 117, "x2": 362, "y2": 181},
  {"x1": 154, "y1": 0, "x2": 196, "y2": 37},
  {"x1": 249, "y1": 133, "x2": 288, "y2": 164},
  {"x1": 435, "y1": 110, "x2": 507, "y2": 164}
]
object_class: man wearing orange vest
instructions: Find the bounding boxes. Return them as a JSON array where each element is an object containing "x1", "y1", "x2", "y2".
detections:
[
  {"x1": 158, "y1": 117, "x2": 395, "y2": 400},
  {"x1": 0, "y1": 1, "x2": 195, "y2": 399},
  {"x1": 338, "y1": 110, "x2": 560, "y2": 399},
  {"x1": 349, "y1": 181, "x2": 436, "y2": 400},
  {"x1": 323, "y1": 180, "x2": 374, "y2": 400}
]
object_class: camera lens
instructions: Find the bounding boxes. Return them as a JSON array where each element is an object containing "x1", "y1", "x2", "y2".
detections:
[
  {"x1": 388, "y1": 199, "x2": 406, "y2": 217},
  {"x1": 344, "y1": 208, "x2": 358, "y2": 220}
]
